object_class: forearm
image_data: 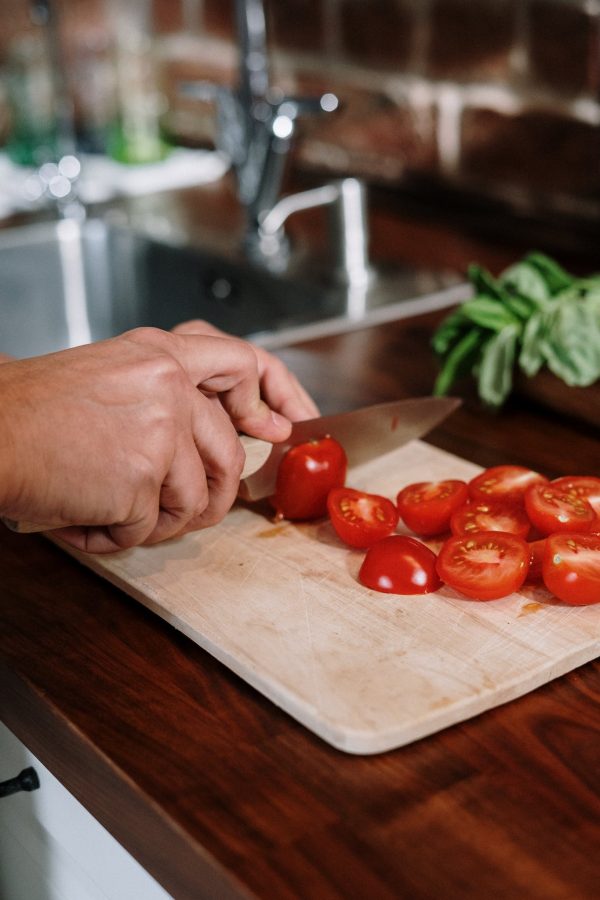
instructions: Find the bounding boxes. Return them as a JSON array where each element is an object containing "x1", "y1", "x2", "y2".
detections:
[{"x1": 0, "y1": 361, "x2": 26, "y2": 516}]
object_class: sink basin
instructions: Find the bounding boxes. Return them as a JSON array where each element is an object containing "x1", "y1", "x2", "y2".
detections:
[{"x1": 0, "y1": 217, "x2": 468, "y2": 359}]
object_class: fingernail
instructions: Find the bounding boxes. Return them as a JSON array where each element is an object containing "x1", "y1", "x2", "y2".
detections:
[{"x1": 271, "y1": 410, "x2": 291, "y2": 430}]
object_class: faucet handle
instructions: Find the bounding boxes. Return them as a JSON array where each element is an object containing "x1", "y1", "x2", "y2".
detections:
[{"x1": 269, "y1": 93, "x2": 339, "y2": 137}]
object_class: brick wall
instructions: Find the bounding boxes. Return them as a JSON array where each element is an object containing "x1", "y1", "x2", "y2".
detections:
[{"x1": 157, "y1": 0, "x2": 600, "y2": 221}]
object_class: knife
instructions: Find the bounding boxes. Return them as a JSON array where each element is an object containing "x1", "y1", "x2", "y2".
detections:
[{"x1": 2, "y1": 396, "x2": 460, "y2": 533}]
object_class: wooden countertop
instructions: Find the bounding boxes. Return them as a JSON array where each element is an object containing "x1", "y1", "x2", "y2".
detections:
[{"x1": 1, "y1": 204, "x2": 599, "y2": 900}]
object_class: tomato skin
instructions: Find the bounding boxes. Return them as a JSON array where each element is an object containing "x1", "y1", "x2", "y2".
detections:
[
  {"x1": 468, "y1": 465, "x2": 548, "y2": 505},
  {"x1": 524, "y1": 483, "x2": 595, "y2": 536},
  {"x1": 396, "y1": 480, "x2": 469, "y2": 537},
  {"x1": 436, "y1": 532, "x2": 530, "y2": 600},
  {"x1": 328, "y1": 487, "x2": 398, "y2": 548},
  {"x1": 542, "y1": 533, "x2": 600, "y2": 605},
  {"x1": 358, "y1": 535, "x2": 441, "y2": 595},
  {"x1": 526, "y1": 539, "x2": 547, "y2": 583},
  {"x1": 272, "y1": 436, "x2": 347, "y2": 520},
  {"x1": 450, "y1": 501, "x2": 531, "y2": 540}
]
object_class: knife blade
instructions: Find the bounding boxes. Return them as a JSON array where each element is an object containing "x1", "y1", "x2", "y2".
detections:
[
  {"x1": 2, "y1": 395, "x2": 460, "y2": 533},
  {"x1": 238, "y1": 395, "x2": 461, "y2": 501}
]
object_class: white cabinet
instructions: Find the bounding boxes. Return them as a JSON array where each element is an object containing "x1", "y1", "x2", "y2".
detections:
[{"x1": 0, "y1": 721, "x2": 173, "y2": 900}]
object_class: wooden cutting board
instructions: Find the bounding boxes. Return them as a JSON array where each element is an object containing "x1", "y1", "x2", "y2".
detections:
[{"x1": 59, "y1": 440, "x2": 600, "y2": 755}]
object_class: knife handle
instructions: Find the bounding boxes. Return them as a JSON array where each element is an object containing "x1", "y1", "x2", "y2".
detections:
[{"x1": 1, "y1": 435, "x2": 273, "y2": 535}]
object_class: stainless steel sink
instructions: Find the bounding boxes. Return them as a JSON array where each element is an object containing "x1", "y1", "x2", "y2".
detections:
[{"x1": 0, "y1": 217, "x2": 468, "y2": 359}]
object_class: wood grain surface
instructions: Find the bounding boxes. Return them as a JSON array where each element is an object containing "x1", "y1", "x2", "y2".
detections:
[{"x1": 1, "y1": 196, "x2": 599, "y2": 899}]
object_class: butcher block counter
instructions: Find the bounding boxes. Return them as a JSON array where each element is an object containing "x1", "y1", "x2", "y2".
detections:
[{"x1": 1, "y1": 204, "x2": 599, "y2": 900}]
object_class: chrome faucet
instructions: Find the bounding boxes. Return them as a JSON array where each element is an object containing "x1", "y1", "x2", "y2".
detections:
[{"x1": 184, "y1": 0, "x2": 370, "y2": 284}]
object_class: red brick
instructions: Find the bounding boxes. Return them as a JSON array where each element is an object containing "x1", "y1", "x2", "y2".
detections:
[
  {"x1": 527, "y1": 0, "x2": 600, "y2": 96},
  {"x1": 428, "y1": 0, "x2": 518, "y2": 81},
  {"x1": 266, "y1": 0, "x2": 327, "y2": 54},
  {"x1": 338, "y1": 0, "x2": 417, "y2": 70},
  {"x1": 460, "y1": 107, "x2": 600, "y2": 196}
]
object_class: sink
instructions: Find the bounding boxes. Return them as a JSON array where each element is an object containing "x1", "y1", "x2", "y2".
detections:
[{"x1": 0, "y1": 217, "x2": 468, "y2": 359}]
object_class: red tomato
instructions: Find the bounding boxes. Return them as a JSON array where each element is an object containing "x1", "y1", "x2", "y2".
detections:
[
  {"x1": 327, "y1": 487, "x2": 398, "y2": 549},
  {"x1": 551, "y1": 476, "x2": 600, "y2": 531},
  {"x1": 468, "y1": 465, "x2": 548, "y2": 505},
  {"x1": 450, "y1": 501, "x2": 531, "y2": 539},
  {"x1": 272, "y1": 436, "x2": 347, "y2": 520},
  {"x1": 358, "y1": 535, "x2": 441, "y2": 595},
  {"x1": 542, "y1": 533, "x2": 600, "y2": 605},
  {"x1": 524, "y1": 483, "x2": 595, "y2": 536},
  {"x1": 396, "y1": 479, "x2": 468, "y2": 536},
  {"x1": 436, "y1": 532, "x2": 530, "y2": 600},
  {"x1": 526, "y1": 539, "x2": 547, "y2": 583}
]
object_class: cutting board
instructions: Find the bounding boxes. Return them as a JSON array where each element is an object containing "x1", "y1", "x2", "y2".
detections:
[{"x1": 59, "y1": 440, "x2": 600, "y2": 755}]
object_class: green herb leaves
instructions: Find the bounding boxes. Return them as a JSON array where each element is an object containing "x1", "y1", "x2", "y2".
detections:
[{"x1": 432, "y1": 252, "x2": 600, "y2": 408}]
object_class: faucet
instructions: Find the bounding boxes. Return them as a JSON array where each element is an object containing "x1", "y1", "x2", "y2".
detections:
[{"x1": 183, "y1": 0, "x2": 370, "y2": 285}]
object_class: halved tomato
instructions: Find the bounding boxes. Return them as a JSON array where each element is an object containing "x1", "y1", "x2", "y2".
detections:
[
  {"x1": 328, "y1": 487, "x2": 398, "y2": 548},
  {"x1": 551, "y1": 476, "x2": 600, "y2": 531},
  {"x1": 396, "y1": 479, "x2": 468, "y2": 537},
  {"x1": 450, "y1": 501, "x2": 531, "y2": 539},
  {"x1": 542, "y1": 533, "x2": 600, "y2": 605},
  {"x1": 358, "y1": 535, "x2": 441, "y2": 595},
  {"x1": 468, "y1": 465, "x2": 548, "y2": 505},
  {"x1": 526, "y1": 539, "x2": 547, "y2": 583},
  {"x1": 436, "y1": 531, "x2": 530, "y2": 600},
  {"x1": 524, "y1": 483, "x2": 595, "y2": 536},
  {"x1": 272, "y1": 436, "x2": 347, "y2": 521}
]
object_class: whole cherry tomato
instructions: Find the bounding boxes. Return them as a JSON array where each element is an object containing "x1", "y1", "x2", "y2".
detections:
[
  {"x1": 450, "y1": 501, "x2": 531, "y2": 540},
  {"x1": 436, "y1": 531, "x2": 530, "y2": 600},
  {"x1": 468, "y1": 465, "x2": 548, "y2": 505},
  {"x1": 524, "y1": 483, "x2": 595, "y2": 536},
  {"x1": 542, "y1": 533, "x2": 600, "y2": 605},
  {"x1": 396, "y1": 479, "x2": 468, "y2": 537},
  {"x1": 358, "y1": 535, "x2": 441, "y2": 595},
  {"x1": 328, "y1": 487, "x2": 398, "y2": 548},
  {"x1": 272, "y1": 436, "x2": 347, "y2": 520}
]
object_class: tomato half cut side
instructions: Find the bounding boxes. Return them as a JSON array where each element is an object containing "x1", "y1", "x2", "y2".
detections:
[
  {"x1": 436, "y1": 532, "x2": 530, "y2": 600},
  {"x1": 358, "y1": 535, "x2": 441, "y2": 595},
  {"x1": 450, "y1": 501, "x2": 531, "y2": 539},
  {"x1": 551, "y1": 476, "x2": 600, "y2": 531},
  {"x1": 396, "y1": 479, "x2": 468, "y2": 537},
  {"x1": 542, "y1": 533, "x2": 600, "y2": 605},
  {"x1": 526, "y1": 539, "x2": 546, "y2": 583},
  {"x1": 524, "y1": 483, "x2": 595, "y2": 536},
  {"x1": 468, "y1": 465, "x2": 548, "y2": 505},
  {"x1": 328, "y1": 487, "x2": 399, "y2": 548},
  {"x1": 272, "y1": 436, "x2": 347, "y2": 520}
]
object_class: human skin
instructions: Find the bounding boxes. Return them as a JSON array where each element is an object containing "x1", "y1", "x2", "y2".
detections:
[{"x1": 0, "y1": 324, "x2": 318, "y2": 553}]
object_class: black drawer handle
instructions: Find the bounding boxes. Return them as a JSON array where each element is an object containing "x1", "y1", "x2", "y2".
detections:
[{"x1": 0, "y1": 767, "x2": 40, "y2": 798}]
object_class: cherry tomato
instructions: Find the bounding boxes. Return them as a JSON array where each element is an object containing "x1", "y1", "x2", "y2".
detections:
[
  {"x1": 551, "y1": 476, "x2": 600, "y2": 531},
  {"x1": 450, "y1": 501, "x2": 530, "y2": 540},
  {"x1": 526, "y1": 539, "x2": 547, "y2": 583},
  {"x1": 436, "y1": 532, "x2": 530, "y2": 600},
  {"x1": 468, "y1": 465, "x2": 548, "y2": 505},
  {"x1": 396, "y1": 479, "x2": 468, "y2": 537},
  {"x1": 358, "y1": 535, "x2": 441, "y2": 595},
  {"x1": 524, "y1": 483, "x2": 595, "y2": 536},
  {"x1": 327, "y1": 487, "x2": 398, "y2": 548},
  {"x1": 272, "y1": 436, "x2": 347, "y2": 520},
  {"x1": 542, "y1": 533, "x2": 600, "y2": 605}
]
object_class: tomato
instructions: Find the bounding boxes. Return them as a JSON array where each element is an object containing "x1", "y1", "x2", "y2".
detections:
[
  {"x1": 327, "y1": 487, "x2": 398, "y2": 548},
  {"x1": 436, "y1": 532, "x2": 530, "y2": 600},
  {"x1": 468, "y1": 465, "x2": 548, "y2": 505},
  {"x1": 524, "y1": 483, "x2": 595, "y2": 536},
  {"x1": 396, "y1": 479, "x2": 468, "y2": 537},
  {"x1": 272, "y1": 436, "x2": 347, "y2": 520},
  {"x1": 526, "y1": 539, "x2": 547, "y2": 582},
  {"x1": 450, "y1": 501, "x2": 530, "y2": 539},
  {"x1": 358, "y1": 535, "x2": 441, "y2": 595},
  {"x1": 542, "y1": 533, "x2": 600, "y2": 605},
  {"x1": 551, "y1": 476, "x2": 600, "y2": 531}
]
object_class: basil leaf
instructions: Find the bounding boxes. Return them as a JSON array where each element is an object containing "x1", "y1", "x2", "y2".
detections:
[
  {"x1": 539, "y1": 298, "x2": 600, "y2": 386},
  {"x1": 499, "y1": 261, "x2": 550, "y2": 305},
  {"x1": 519, "y1": 310, "x2": 548, "y2": 377},
  {"x1": 524, "y1": 252, "x2": 574, "y2": 295},
  {"x1": 433, "y1": 328, "x2": 485, "y2": 396},
  {"x1": 467, "y1": 264, "x2": 505, "y2": 300},
  {"x1": 431, "y1": 309, "x2": 469, "y2": 356},
  {"x1": 477, "y1": 324, "x2": 519, "y2": 408},
  {"x1": 460, "y1": 296, "x2": 521, "y2": 332}
]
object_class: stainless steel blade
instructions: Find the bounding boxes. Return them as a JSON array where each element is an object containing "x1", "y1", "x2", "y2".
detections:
[{"x1": 239, "y1": 395, "x2": 461, "y2": 501}]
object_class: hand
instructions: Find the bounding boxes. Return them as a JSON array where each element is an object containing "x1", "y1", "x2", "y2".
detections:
[
  {"x1": 171, "y1": 320, "x2": 319, "y2": 421},
  {"x1": 0, "y1": 327, "x2": 294, "y2": 553}
]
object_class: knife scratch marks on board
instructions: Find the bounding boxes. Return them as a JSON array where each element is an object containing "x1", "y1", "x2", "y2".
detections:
[{"x1": 299, "y1": 575, "x2": 324, "y2": 713}]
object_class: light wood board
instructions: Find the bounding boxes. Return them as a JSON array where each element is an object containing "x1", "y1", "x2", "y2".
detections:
[{"x1": 60, "y1": 440, "x2": 600, "y2": 755}]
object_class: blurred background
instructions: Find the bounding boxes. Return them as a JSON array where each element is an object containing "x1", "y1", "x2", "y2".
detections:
[{"x1": 0, "y1": 0, "x2": 598, "y2": 245}]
